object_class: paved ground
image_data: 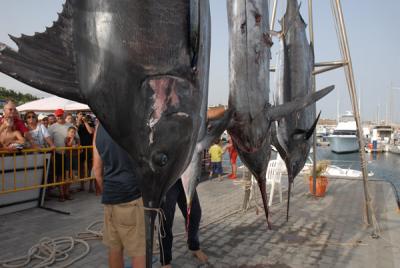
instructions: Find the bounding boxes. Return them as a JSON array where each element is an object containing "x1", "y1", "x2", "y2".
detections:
[{"x1": 0, "y1": 172, "x2": 399, "y2": 267}]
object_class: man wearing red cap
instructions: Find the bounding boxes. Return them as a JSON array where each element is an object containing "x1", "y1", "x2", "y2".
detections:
[{"x1": 48, "y1": 108, "x2": 79, "y2": 201}]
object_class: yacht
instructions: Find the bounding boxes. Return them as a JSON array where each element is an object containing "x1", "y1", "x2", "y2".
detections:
[{"x1": 327, "y1": 111, "x2": 359, "y2": 153}]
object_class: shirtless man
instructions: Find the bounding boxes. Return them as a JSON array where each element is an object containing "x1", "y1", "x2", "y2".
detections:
[
  {"x1": 0, "y1": 117, "x2": 25, "y2": 150},
  {"x1": 0, "y1": 100, "x2": 36, "y2": 148}
]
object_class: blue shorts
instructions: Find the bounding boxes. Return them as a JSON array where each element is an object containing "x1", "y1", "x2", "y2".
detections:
[{"x1": 211, "y1": 162, "x2": 223, "y2": 175}]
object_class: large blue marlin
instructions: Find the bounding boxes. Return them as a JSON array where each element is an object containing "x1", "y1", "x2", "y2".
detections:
[
  {"x1": 272, "y1": 0, "x2": 325, "y2": 221},
  {"x1": 0, "y1": 1, "x2": 211, "y2": 266},
  {"x1": 227, "y1": 0, "x2": 333, "y2": 228}
]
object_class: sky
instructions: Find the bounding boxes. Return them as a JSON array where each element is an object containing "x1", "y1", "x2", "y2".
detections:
[{"x1": 0, "y1": 0, "x2": 399, "y2": 122}]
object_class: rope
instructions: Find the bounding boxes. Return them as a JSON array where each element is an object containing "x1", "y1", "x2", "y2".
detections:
[
  {"x1": 0, "y1": 237, "x2": 90, "y2": 268},
  {"x1": 142, "y1": 207, "x2": 167, "y2": 265},
  {"x1": 76, "y1": 220, "x2": 103, "y2": 241}
]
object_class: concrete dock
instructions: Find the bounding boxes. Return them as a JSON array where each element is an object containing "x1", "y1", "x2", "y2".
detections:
[{"x1": 0, "y1": 174, "x2": 399, "y2": 267}]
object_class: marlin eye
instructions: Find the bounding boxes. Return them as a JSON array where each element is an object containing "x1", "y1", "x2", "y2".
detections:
[{"x1": 153, "y1": 153, "x2": 168, "y2": 167}]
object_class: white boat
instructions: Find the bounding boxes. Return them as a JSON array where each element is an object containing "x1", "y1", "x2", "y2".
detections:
[
  {"x1": 327, "y1": 111, "x2": 359, "y2": 153},
  {"x1": 300, "y1": 157, "x2": 374, "y2": 178},
  {"x1": 388, "y1": 144, "x2": 400, "y2": 154},
  {"x1": 323, "y1": 165, "x2": 373, "y2": 178}
]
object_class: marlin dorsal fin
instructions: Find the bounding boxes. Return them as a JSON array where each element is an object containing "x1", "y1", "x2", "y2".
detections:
[{"x1": 0, "y1": 1, "x2": 84, "y2": 103}]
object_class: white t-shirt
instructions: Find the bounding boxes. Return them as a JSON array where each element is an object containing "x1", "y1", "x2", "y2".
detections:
[
  {"x1": 29, "y1": 123, "x2": 50, "y2": 148},
  {"x1": 48, "y1": 122, "x2": 79, "y2": 149}
]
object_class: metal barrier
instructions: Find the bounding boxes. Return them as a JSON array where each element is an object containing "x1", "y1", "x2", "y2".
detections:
[{"x1": 0, "y1": 146, "x2": 95, "y2": 195}]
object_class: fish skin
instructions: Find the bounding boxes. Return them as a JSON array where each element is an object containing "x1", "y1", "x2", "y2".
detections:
[
  {"x1": 227, "y1": 0, "x2": 334, "y2": 228},
  {"x1": 227, "y1": 0, "x2": 274, "y2": 229},
  {"x1": 272, "y1": 0, "x2": 329, "y2": 221},
  {"x1": 0, "y1": 1, "x2": 211, "y2": 266}
]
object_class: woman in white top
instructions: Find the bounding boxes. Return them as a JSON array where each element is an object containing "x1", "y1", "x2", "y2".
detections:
[{"x1": 24, "y1": 111, "x2": 55, "y2": 148}]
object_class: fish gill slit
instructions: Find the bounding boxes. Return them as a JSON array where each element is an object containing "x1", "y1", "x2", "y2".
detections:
[{"x1": 240, "y1": 22, "x2": 247, "y2": 34}]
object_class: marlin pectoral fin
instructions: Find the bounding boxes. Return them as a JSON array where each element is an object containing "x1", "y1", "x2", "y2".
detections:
[
  {"x1": 190, "y1": 0, "x2": 200, "y2": 70},
  {"x1": 200, "y1": 109, "x2": 232, "y2": 151},
  {"x1": 305, "y1": 111, "x2": 321, "y2": 140},
  {"x1": 0, "y1": 2, "x2": 83, "y2": 103},
  {"x1": 271, "y1": 121, "x2": 289, "y2": 160},
  {"x1": 267, "y1": 85, "x2": 334, "y2": 121}
]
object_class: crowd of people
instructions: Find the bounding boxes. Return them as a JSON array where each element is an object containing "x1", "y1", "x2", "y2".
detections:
[{"x1": 0, "y1": 99, "x2": 96, "y2": 201}]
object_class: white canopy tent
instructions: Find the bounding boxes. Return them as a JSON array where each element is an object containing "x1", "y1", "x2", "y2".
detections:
[{"x1": 17, "y1": 96, "x2": 90, "y2": 113}]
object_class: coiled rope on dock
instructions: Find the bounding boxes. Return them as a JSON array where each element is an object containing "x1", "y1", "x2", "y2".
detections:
[
  {"x1": 0, "y1": 220, "x2": 103, "y2": 268},
  {"x1": 0, "y1": 237, "x2": 89, "y2": 268},
  {"x1": 76, "y1": 220, "x2": 103, "y2": 241}
]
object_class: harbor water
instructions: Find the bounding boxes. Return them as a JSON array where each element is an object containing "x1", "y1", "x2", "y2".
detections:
[{"x1": 316, "y1": 147, "x2": 400, "y2": 195}]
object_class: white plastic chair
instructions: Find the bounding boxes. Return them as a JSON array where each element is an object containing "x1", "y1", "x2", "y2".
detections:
[
  {"x1": 250, "y1": 158, "x2": 285, "y2": 207},
  {"x1": 265, "y1": 158, "x2": 285, "y2": 206}
]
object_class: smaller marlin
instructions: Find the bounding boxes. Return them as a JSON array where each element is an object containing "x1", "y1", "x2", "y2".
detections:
[
  {"x1": 227, "y1": 0, "x2": 333, "y2": 228},
  {"x1": 271, "y1": 0, "x2": 327, "y2": 220}
]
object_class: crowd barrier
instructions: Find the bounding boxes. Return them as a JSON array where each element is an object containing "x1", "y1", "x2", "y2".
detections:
[
  {"x1": 0, "y1": 146, "x2": 95, "y2": 214},
  {"x1": 0, "y1": 146, "x2": 95, "y2": 194},
  {"x1": 0, "y1": 146, "x2": 234, "y2": 214}
]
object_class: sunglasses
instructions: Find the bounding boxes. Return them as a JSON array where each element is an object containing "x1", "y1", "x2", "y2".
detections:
[{"x1": 26, "y1": 115, "x2": 36, "y2": 119}]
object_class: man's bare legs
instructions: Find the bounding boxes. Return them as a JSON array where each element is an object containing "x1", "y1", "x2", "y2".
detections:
[
  {"x1": 229, "y1": 162, "x2": 237, "y2": 179},
  {"x1": 109, "y1": 249, "x2": 145, "y2": 268},
  {"x1": 132, "y1": 256, "x2": 145, "y2": 268},
  {"x1": 108, "y1": 248, "x2": 123, "y2": 268}
]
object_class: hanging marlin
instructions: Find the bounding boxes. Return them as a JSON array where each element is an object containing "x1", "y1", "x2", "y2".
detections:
[
  {"x1": 227, "y1": 0, "x2": 333, "y2": 228},
  {"x1": 0, "y1": 1, "x2": 211, "y2": 267},
  {"x1": 271, "y1": 0, "x2": 326, "y2": 221},
  {"x1": 181, "y1": 108, "x2": 232, "y2": 230}
]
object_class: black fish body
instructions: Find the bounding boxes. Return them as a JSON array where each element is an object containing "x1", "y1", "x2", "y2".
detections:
[
  {"x1": 272, "y1": 0, "x2": 327, "y2": 220},
  {"x1": 227, "y1": 0, "x2": 334, "y2": 227},
  {"x1": 0, "y1": 1, "x2": 211, "y2": 266},
  {"x1": 226, "y1": 0, "x2": 273, "y2": 228},
  {"x1": 275, "y1": 0, "x2": 315, "y2": 171}
]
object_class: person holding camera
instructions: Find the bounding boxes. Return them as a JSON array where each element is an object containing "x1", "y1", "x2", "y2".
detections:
[{"x1": 76, "y1": 111, "x2": 95, "y2": 192}]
